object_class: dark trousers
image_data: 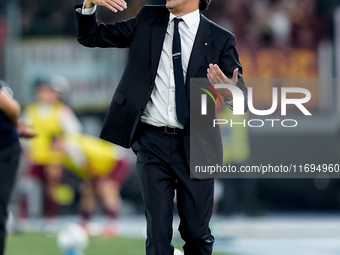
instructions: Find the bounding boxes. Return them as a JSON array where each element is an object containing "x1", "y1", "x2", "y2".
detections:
[
  {"x1": 132, "y1": 125, "x2": 215, "y2": 255},
  {"x1": 0, "y1": 141, "x2": 21, "y2": 255}
]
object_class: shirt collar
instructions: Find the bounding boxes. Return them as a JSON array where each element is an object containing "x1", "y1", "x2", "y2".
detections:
[{"x1": 169, "y1": 9, "x2": 200, "y2": 28}]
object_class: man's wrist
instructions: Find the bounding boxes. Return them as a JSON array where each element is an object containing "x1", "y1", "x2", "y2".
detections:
[
  {"x1": 79, "y1": 0, "x2": 96, "y2": 15},
  {"x1": 84, "y1": 0, "x2": 95, "y2": 9},
  {"x1": 225, "y1": 98, "x2": 233, "y2": 105}
]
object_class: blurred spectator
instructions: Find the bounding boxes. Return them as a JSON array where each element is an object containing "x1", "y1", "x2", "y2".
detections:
[
  {"x1": 52, "y1": 134, "x2": 131, "y2": 237},
  {"x1": 21, "y1": 81, "x2": 82, "y2": 228}
]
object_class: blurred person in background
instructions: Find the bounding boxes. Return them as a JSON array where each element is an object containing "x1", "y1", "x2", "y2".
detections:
[
  {"x1": 0, "y1": 82, "x2": 36, "y2": 254},
  {"x1": 21, "y1": 81, "x2": 82, "y2": 229},
  {"x1": 52, "y1": 134, "x2": 131, "y2": 237}
]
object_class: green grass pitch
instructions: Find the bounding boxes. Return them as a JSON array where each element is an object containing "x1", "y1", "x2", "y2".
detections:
[{"x1": 5, "y1": 233, "x2": 228, "y2": 255}]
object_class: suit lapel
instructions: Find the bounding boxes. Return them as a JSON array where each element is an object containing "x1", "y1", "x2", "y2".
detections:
[
  {"x1": 186, "y1": 14, "x2": 212, "y2": 95},
  {"x1": 151, "y1": 9, "x2": 170, "y2": 82}
]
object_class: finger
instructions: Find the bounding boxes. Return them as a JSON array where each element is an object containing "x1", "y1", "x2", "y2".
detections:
[
  {"x1": 233, "y1": 68, "x2": 239, "y2": 80},
  {"x1": 208, "y1": 64, "x2": 227, "y2": 85},
  {"x1": 108, "y1": 0, "x2": 127, "y2": 10},
  {"x1": 110, "y1": 0, "x2": 127, "y2": 10},
  {"x1": 112, "y1": 2, "x2": 124, "y2": 11},
  {"x1": 208, "y1": 64, "x2": 219, "y2": 78},
  {"x1": 213, "y1": 64, "x2": 227, "y2": 79},
  {"x1": 120, "y1": 0, "x2": 128, "y2": 8},
  {"x1": 207, "y1": 67, "x2": 218, "y2": 83},
  {"x1": 210, "y1": 65, "x2": 226, "y2": 85},
  {"x1": 106, "y1": 0, "x2": 124, "y2": 11},
  {"x1": 207, "y1": 71, "x2": 212, "y2": 81},
  {"x1": 114, "y1": 0, "x2": 127, "y2": 7},
  {"x1": 210, "y1": 64, "x2": 226, "y2": 84},
  {"x1": 207, "y1": 67, "x2": 215, "y2": 79},
  {"x1": 104, "y1": 2, "x2": 118, "y2": 12},
  {"x1": 20, "y1": 131, "x2": 37, "y2": 139},
  {"x1": 207, "y1": 71, "x2": 215, "y2": 86}
]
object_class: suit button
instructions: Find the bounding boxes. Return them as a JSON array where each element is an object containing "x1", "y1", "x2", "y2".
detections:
[
  {"x1": 149, "y1": 86, "x2": 153, "y2": 90},
  {"x1": 139, "y1": 108, "x2": 144, "y2": 112}
]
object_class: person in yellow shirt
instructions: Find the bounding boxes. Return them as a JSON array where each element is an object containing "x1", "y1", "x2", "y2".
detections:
[
  {"x1": 52, "y1": 134, "x2": 130, "y2": 237},
  {"x1": 23, "y1": 82, "x2": 82, "y2": 224}
]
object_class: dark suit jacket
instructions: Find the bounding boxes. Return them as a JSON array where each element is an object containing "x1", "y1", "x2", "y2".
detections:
[{"x1": 76, "y1": 5, "x2": 247, "y2": 172}]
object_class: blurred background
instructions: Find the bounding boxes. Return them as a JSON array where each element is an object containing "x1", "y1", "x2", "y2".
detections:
[{"x1": 2, "y1": 0, "x2": 340, "y2": 254}]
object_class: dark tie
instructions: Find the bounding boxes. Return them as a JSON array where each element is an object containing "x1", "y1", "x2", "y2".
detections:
[{"x1": 173, "y1": 18, "x2": 189, "y2": 126}]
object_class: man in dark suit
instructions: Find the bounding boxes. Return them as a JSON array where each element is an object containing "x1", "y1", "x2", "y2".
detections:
[{"x1": 76, "y1": 0, "x2": 247, "y2": 254}]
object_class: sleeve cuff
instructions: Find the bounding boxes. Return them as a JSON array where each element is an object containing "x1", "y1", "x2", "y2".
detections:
[
  {"x1": 225, "y1": 98, "x2": 233, "y2": 110},
  {"x1": 75, "y1": 0, "x2": 97, "y2": 15}
]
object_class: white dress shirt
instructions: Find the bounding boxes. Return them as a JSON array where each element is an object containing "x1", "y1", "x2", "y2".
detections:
[{"x1": 141, "y1": 10, "x2": 200, "y2": 129}]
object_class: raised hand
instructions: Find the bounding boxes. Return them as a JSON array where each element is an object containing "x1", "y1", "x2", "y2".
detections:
[
  {"x1": 85, "y1": 0, "x2": 127, "y2": 13},
  {"x1": 207, "y1": 64, "x2": 238, "y2": 101}
]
